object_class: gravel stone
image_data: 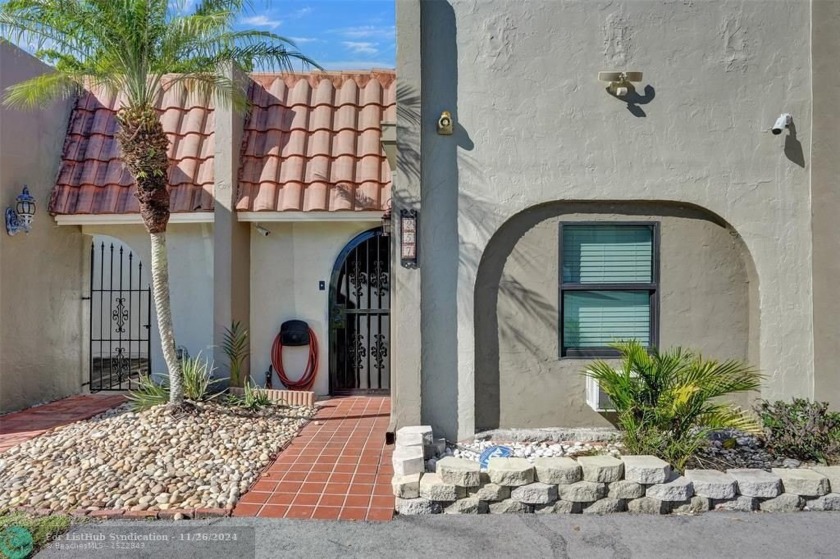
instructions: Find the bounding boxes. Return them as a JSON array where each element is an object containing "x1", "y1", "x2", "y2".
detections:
[
  {"x1": 488, "y1": 499, "x2": 534, "y2": 514},
  {"x1": 621, "y1": 455, "x2": 671, "y2": 484},
  {"x1": 727, "y1": 469, "x2": 782, "y2": 498},
  {"x1": 645, "y1": 476, "x2": 694, "y2": 502},
  {"x1": 577, "y1": 456, "x2": 624, "y2": 483},
  {"x1": 559, "y1": 481, "x2": 607, "y2": 502},
  {"x1": 437, "y1": 457, "x2": 481, "y2": 487},
  {"x1": 771, "y1": 468, "x2": 830, "y2": 497},
  {"x1": 469, "y1": 483, "x2": 510, "y2": 502},
  {"x1": 533, "y1": 457, "x2": 582, "y2": 485},
  {"x1": 419, "y1": 473, "x2": 466, "y2": 501},
  {"x1": 759, "y1": 494, "x2": 804, "y2": 512},
  {"x1": 487, "y1": 458, "x2": 535, "y2": 487},
  {"x1": 444, "y1": 498, "x2": 488, "y2": 514},
  {"x1": 608, "y1": 480, "x2": 645, "y2": 499},
  {"x1": 713, "y1": 496, "x2": 758, "y2": 512},
  {"x1": 671, "y1": 496, "x2": 711, "y2": 514},
  {"x1": 511, "y1": 482, "x2": 558, "y2": 505},
  {"x1": 395, "y1": 497, "x2": 442, "y2": 515},
  {"x1": 684, "y1": 469, "x2": 738, "y2": 499},
  {"x1": 627, "y1": 497, "x2": 670, "y2": 515},
  {"x1": 583, "y1": 498, "x2": 626, "y2": 514}
]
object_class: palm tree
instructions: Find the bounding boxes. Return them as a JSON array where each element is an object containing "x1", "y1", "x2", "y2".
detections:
[{"x1": 1, "y1": 0, "x2": 317, "y2": 405}]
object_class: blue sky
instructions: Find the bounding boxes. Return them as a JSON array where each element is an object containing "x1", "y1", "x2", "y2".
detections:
[{"x1": 234, "y1": 0, "x2": 396, "y2": 70}]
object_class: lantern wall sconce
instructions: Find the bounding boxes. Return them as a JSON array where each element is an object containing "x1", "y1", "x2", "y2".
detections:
[
  {"x1": 5, "y1": 185, "x2": 36, "y2": 236},
  {"x1": 381, "y1": 199, "x2": 393, "y2": 237},
  {"x1": 598, "y1": 71, "x2": 643, "y2": 97},
  {"x1": 436, "y1": 111, "x2": 454, "y2": 135},
  {"x1": 400, "y1": 209, "x2": 418, "y2": 268}
]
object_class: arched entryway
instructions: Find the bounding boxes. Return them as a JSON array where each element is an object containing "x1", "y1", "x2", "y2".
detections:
[{"x1": 329, "y1": 228, "x2": 391, "y2": 394}]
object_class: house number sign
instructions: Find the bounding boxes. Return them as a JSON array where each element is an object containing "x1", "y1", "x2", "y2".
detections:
[{"x1": 400, "y1": 209, "x2": 418, "y2": 268}]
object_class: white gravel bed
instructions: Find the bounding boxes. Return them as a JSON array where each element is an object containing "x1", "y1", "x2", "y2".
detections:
[
  {"x1": 437, "y1": 439, "x2": 623, "y2": 471},
  {"x1": 0, "y1": 401, "x2": 315, "y2": 513}
]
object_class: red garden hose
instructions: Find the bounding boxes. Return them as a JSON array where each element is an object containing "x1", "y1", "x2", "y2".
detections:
[{"x1": 270, "y1": 327, "x2": 318, "y2": 390}]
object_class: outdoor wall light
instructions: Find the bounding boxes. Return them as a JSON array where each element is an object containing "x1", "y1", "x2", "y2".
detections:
[
  {"x1": 5, "y1": 185, "x2": 36, "y2": 236},
  {"x1": 436, "y1": 111, "x2": 454, "y2": 135},
  {"x1": 400, "y1": 209, "x2": 418, "y2": 268},
  {"x1": 381, "y1": 199, "x2": 393, "y2": 237},
  {"x1": 598, "y1": 71, "x2": 643, "y2": 97}
]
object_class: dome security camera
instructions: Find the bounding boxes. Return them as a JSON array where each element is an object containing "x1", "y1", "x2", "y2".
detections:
[
  {"x1": 772, "y1": 113, "x2": 792, "y2": 135},
  {"x1": 255, "y1": 224, "x2": 271, "y2": 237}
]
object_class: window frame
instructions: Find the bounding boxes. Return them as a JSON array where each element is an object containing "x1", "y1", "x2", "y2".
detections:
[{"x1": 558, "y1": 221, "x2": 660, "y2": 359}]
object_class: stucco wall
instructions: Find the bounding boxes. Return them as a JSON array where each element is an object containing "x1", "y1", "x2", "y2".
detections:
[
  {"x1": 249, "y1": 221, "x2": 380, "y2": 396},
  {"x1": 400, "y1": 0, "x2": 816, "y2": 439},
  {"x1": 0, "y1": 43, "x2": 80, "y2": 413},
  {"x1": 82, "y1": 225, "x2": 214, "y2": 380},
  {"x1": 475, "y1": 202, "x2": 754, "y2": 430}
]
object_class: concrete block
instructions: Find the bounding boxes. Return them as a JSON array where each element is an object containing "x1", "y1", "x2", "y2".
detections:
[
  {"x1": 391, "y1": 473, "x2": 422, "y2": 498},
  {"x1": 684, "y1": 469, "x2": 738, "y2": 499},
  {"x1": 759, "y1": 493, "x2": 804, "y2": 512},
  {"x1": 627, "y1": 497, "x2": 670, "y2": 514},
  {"x1": 489, "y1": 499, "x2": 534, "y2": 514},
  {"x1": 671, "y1": 496, "x2": 711, "y2": 514},
  {"x1": 444, "y1": 498, "x2": 488, "y2": 514},
  {"x1": 469, "y1": 483, "x2": 510, "y2": 502},
  {"x1": 583, "y1": 498, "x2": 626, "y2": 514},
  {"x1": 621, "y1": 455, "x2": 671, "y2": 484},
  {"x1": 771, "y1": 468, "x2": 830, "y2": 497},
  {"x1": 559, "y1": 481, "x2": 607, "y2": 502},
  {"x1": 645, "y1": 476, "x2": 694, "y2": 501},
  {"x1": 487, "y1": 457, "x2": 535, "y2": 486},
  {"x1": 713, "y1": 496, "x2": 758, "y2": 512},
  {"x1": 396, "y1": 425, "x2": 434, "y2": 448},
  {"x1": 608, "y1": 480, "x2": 645, "y2": 499},
  {"x1": 511, "y1": 482, "x2": 559, "y2": 505},
  {"x1": 438, "y1": 457, "x2": 482, "y2": 487},
  {"x1": 805, "y1": 493, "x2": 840, "y2": 511},
  {"x1": 535, "y1": 500, "x2": 582, "y2": 514},
  {"x1": 578, "y1": 455, "x2": 624, "y2": 483},
  {"x1": 419, "y1": 473, "x2": 466, "y2": 501},
  {"x1": 395, "y1": 497, "x2": 441, "y2": 515},
  {"x1": 727, "y1": 469, "x2": 782, "y2": 498},
  {"x1": 811, "y1": 466, "x2": 840, "y2": 493},
  {"x1": 434, "y1": 438, "x2": 447, "y2": 457},
  {"x1": 534, "y1": 457, "x2": 582, "y2": 485},
  {"x1": 392, "y1": 445, "x2": 425, "y2": 476}
]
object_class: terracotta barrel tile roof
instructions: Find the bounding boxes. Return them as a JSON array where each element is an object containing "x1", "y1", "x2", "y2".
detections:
[
  {"x1": 50, "y1": 80, "x2": 215, "y2": 215},
  {"x1": 236, "y1": 71, "x2": 395, "y2": 213}
]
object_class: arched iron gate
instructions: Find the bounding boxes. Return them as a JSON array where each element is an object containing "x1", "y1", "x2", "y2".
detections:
[{"x1": 329, "y1": 229, "x2": 390, "y2": 394}]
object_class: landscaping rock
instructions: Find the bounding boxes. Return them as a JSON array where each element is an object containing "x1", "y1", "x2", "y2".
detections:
[
  {"x1": 489, "y1": 499, "x2": 534, "y2": 514},
  {"x1": 759, "y1": 494, "x2": 803, "y2": 512},
  {"x1": 535, "y1": 500, "x2": 582, "y2": 514},
  {"x1": 444, "y1": 498, "x2": 488, "y2": 514},
  {"x1": 533, "y1": 457, "x2": 582, "y2": 485},
  {"x1": 684, "y1": 469, "x2": 738, "y2": 499},
  {"x1": 608, "y1": 480, "x2": 645, "y2": 500},
  {"x1": 771, "y1": 468, "x2": 829, "y2": 497},
  {"x1": 645, "y1": 476, "x2": 694, "y2": 502},
  {"x1": 511, "y1": 482, "x2": 558, "y2": 505},
  {"x1": 671, "y1": 496, "x2": 711, "y2": 514},
  {"x1": 727, "y1": 469, "x2": 781, "y2": 498},
  {"x1": 437, "y1": 457, "x2": 481, "y2": 487},
  {"x1": 811, "y1": 466, "x2": 840, "y2": 493},
  {"x1": 395, "y1": 497, "x2": 442, "y2": 515},
  {"x1": 627, "y1": 497, "x2": 670, "y2": 515},
  {"x1": 583, "y1": 498, "x2": 626, "y2": 514},
  {"x1": 392, "y1": 473, "x2": 422, "y2": 499},
  {"x1": 578, "y1": 455, "x2": 624, "y2": 483},
  {"x1": 469, "y1": 483, "x2": 510, "y2": 502},
  {"x1": 559, "y1": 481, "x2": 607, "y2": 502},
  {"x1": 713, "y1": 496, "x2": 758, "y2": 512},
  {"x1": 419, "y1": 473, "x2": 465, "y2": 501},
  {"x1": 487, "y1": 458, "x2": 535, "y2": 486},
  {"x1": 805, "y1": 493, "x2": 840, "y2": 511},
  {"x1": 396, "y1": 426, "x2": 434, "y2": 448},
  {"x1": 392, "y1": 446, "x2": 425, "y2": 476},
  {"x1": 621, "y1": 455, "x2": 671, "y2": 484}
]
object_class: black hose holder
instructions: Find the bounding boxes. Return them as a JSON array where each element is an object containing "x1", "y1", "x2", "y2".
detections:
[{"x1": 280, "y1": 320, "x2": 311, "y2": 346}]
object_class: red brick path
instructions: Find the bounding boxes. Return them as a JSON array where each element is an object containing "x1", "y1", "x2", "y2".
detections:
[
  {"x1": 0, "y1": 394, "x2": 126, "y2": 453},
  {"x1": 234, "y1": 396, "x2": 394, "y2": 521}
]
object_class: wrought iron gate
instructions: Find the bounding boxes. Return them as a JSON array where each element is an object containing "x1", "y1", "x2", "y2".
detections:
[
  {"x1": 329, "y1": 229, "x2": 390, "y2": 394},
  {"x1": 88, "y1": 241, "x2": 152, "y2": 391}
]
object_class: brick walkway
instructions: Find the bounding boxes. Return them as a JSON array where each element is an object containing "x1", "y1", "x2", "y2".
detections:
[
  {"x1": 234, "y1": 396, "x2": 394, "y2": 521},
  {"x1": 0, "y1": 394, "x2": 126, "y2": 453}
]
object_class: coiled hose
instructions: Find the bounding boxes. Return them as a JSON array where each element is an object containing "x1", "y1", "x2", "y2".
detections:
[{"x1": 270, "y1": 327, "x2": 318, "y2": 390}]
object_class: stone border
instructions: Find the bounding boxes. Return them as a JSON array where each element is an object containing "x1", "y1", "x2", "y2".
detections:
[{"x1": 392, "y1": 427, "x2": 840, "y2": 515}]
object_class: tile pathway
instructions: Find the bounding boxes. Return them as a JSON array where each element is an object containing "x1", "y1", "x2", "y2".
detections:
[
  {"x1": 234, "y1": 395, "x2": 394, "y2": 521},
  {"x1": 0, "y1": 393, "x2": 126, "y2": 453}
]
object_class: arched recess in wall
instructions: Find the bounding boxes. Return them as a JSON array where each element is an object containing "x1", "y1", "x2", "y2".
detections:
[{"x1": 473, "y1": 200, "x2": 759, "y2": 432}]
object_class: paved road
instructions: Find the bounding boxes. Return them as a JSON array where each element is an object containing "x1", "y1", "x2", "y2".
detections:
[{"x1": 35, "y1": 513, "x2": 839, "y2": 559}]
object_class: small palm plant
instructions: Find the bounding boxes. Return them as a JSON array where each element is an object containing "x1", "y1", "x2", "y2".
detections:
[
  {"x1": 585, "y1": 341, "x2": 763, "y2": 470},
  {"x1": 222, "y1": 321, "x2": 249, "y2": 388}
]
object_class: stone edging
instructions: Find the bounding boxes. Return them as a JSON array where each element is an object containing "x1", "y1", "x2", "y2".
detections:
[{"x1": 392, "y1": 426, "x2": 840, "y2": 515}]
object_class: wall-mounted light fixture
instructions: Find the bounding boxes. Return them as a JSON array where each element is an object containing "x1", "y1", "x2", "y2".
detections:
[
  {"x1": 5, "y1": 185, "x2": 36, "y2": 236},
  {"x1": 400, "y1": 209, "x2": 418, "y2": 268},
  {"x1": 436, "y1": 111, "x2": 453, "y2": 135},
  {"x1": 381, "y1": 199, "x2": 393, "y2": 237},
  {"x1": 598, "y1": 71, "x2": 643, "y2": 97}
]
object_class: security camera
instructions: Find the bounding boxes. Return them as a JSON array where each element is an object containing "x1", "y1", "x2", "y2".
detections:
[
  {"x1": 255, "y1": 224, "x2": 271, "y2": 237},
  {"x1": 772, "y1": 113, "x2": 792, "y2": 135}
]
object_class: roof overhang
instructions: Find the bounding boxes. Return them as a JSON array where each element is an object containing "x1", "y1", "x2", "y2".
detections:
[
  {"x1": 54, "y1": 213, "x2": 213, "y2": 225},
  {"x1": 238, "y1": 211, "x2": 383, "y2": 222}
]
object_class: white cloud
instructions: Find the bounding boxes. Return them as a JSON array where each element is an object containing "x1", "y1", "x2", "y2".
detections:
[
  {"x1": 292, "y1": 7, "x2": 312, "y2": 18},
  {"x1": 342, "y1": 41, "x2": 378, "y2": 55},
  {"x1": 333, "y1": 25, "x2": 395, "y2": 40},
  {"x1": 290, "y1": 37, "x2": 318, "y2": 44},
  {"x1": 240, "y1": 15, "x2": 283, "y2": 29}
]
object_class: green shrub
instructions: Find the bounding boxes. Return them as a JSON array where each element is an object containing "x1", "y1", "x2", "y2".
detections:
[
  {"x1": 585, "y1": 341, "x2": 763, "y2": 471},
  {"x1": 757, "y1": 398, "x2": 840, "y2": 463},
  {"x1": 128, "y1": 354, "x2": 220, "y2": 411},
  {"x1": 127, "y1": 373, "x2": 169, "y2": 411},
  {"x1": 222, "y1": 321, "x2": 249, "y2": 388},
  {"x1": 228, "y1": 380, "x2": 272, "y2": 411},
  {"x1": 0, "y1": 511, "x2": 71, "y2": 556}
]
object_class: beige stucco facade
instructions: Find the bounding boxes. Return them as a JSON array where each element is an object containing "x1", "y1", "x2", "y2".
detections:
[{"x1": 393, "y1": 0, "x2": 840, "y2": 440}]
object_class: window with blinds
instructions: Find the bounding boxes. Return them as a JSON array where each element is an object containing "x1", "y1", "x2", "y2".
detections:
[{"x1": 559, "y1": 223, "x2": 658, "y2": 357}]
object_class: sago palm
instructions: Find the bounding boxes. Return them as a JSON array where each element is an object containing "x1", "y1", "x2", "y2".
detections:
[
  {"x1": 1, "y1": 0, "x2": 317, "y2": 405},
  {"x1": 585, "y1": 341, "x2": 763, "y2": 470}
]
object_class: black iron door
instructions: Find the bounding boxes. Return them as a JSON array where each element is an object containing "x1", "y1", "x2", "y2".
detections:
[
  {"x1": 88, "y1": 241, "x2": 152, "y2": 391},
  {"x1": 329, "y1": 229, "x2": 390, "y2": 394}
]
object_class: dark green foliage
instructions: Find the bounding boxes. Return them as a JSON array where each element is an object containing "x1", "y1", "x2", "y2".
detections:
[{"x1": 757, "y1": 398, "x2": 840, "y2": 464}]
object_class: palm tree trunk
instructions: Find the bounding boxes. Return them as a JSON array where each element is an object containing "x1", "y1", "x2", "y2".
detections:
[{"x1": 150, "y1": 232, "x2": 183, "y2": 403}]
